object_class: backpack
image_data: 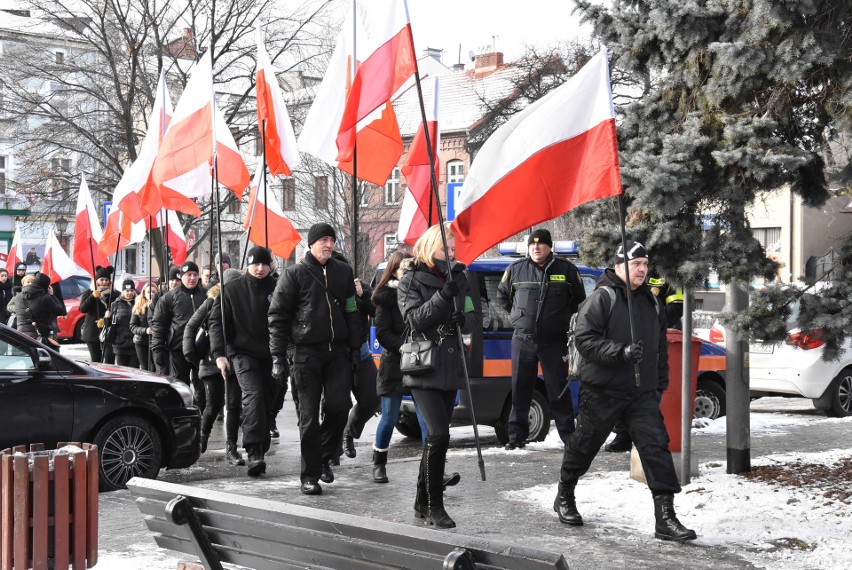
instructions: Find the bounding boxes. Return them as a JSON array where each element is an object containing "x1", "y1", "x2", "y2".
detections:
[{"x1": 566, "y1": 286, "x2": 659, "y2": 381}]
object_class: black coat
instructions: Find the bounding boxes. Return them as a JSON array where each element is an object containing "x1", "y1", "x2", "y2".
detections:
[
  {"x1": 109, "y1": 298, "x2": 136, "y2": 355},
  {"x1": 210, "y1": 273, "x2": 276, "y2": 361},
  {"x1": 16, "y1": 284, "x2": 66, "y2": 340},
  {"x1": 0, "y1": 279, "x2": 13, "y2": 323},
  {"x1": 79, "y1": 288, "x2": 120, "y2": 343},
  {"x1": 397, "y1": 259, "x2": 479, "y2": 392},
  {"x1": 373, "y1": 283, "x2": 406, "y2": 397},
  {"x1": 183, "y1": 296, "x2": 219, "y2": 378},
  {"x1": 574, "y1": 268, "x2": 668, "y2": 396},
  {"x1": 151, "y1": 284, "x2": 207, "y2": 353},
  {"x1": 496, "y1": 253, "x2": 586, "y2": 343},
  {"x1": 130, "y1": 308, "x2": 151, "y2": 346},
  {"x1": 268, "y1": 253, "x2": 361, "y2": 356}
]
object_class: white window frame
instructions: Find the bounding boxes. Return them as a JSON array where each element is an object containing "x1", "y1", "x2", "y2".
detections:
[
  {"x1": 447, "y1": 159, "x2": 464, "y2": 184},
  {"x1": 383, "y1": 233, "x2": 399, "y2": 259},
  {"x1": 0, "y1": 155, "x2": 6, "y2": 196},
  {"x1": 384, "y1": 167, "x2": 400, "y2": 205}
]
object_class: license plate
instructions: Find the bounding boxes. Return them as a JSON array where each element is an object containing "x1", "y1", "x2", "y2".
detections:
[{"x1": 749, "y1": 342, "x2": 774, "y2": 354}]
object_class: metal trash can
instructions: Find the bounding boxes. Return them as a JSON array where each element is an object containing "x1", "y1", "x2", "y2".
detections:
[{"x1": 0, "y1": 443, "x2": 98, "y2": 570}]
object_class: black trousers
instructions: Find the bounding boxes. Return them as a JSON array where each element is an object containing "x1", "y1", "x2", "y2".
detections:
[
  {"x1": 135, "y1": 343, "x2": 150, "y2": 371},
  {"x1": 509, "y1": 335, "x2": 574, "y2": 444},
  {"x1": 560, "y1": 386, "x2": 681, "y2": 493},
  {"x1": 86, "y1": 341, "x2": 114, "y2": 364},
  {"x1": 201, "y1": 370, "x2": 243, "y2": 443},
  {"x1": 291, "y1": 345, "x2": 352, "y2": 483},
  {"x1": 114, "y1": 351, "x2": 139, "y2": 368},
  {"x1": 344, "y1": 358, "x2": 381, "y2": 439},
  {"x1": 170, "y1": 351, "x2": 206, "y2": 413},
  {"x1": 232, "y1": 354, "x2": 276, "y2": 451},
  {"x1": 411, "y1": 388, "x2": 456, "y2": 438}
]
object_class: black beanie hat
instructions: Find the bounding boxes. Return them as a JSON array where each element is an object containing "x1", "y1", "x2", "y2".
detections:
[
  {"x1": 246, "y1": 246, "x2": 273, "y2": 266},
  {"x1": 615, "y1": 240, "x2": 649, "y2": 262},
  {"x1": 35, "y1": 273, "x2": 51, "y2": 291},
  {"x1": 95, "y1": 265, "x2": 114, "y2": 280},
  {"x1": 307, "y1": 222, "x2": 336, "y2": 246},
  {"x1": 179, "y1": 261, "x2": 199, "y2": 275},
  {"x1": 168, "y1": 266, "x2": 181, "y2": 280},
  {"x1": 122, "y1": 279, "x2": 136, "y2": 292},
  {"x1": 15, "y1": 262, "x2": 26, "y2": 272},
  {"x1": 528, "y1": 229, "x2": 553, "y2": 248}
]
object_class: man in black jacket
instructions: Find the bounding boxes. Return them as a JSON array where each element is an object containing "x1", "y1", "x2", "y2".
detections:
[
  {"x1": 554, "y1": 241, "x2": 696, "y2": 542},
  {"x1": 497, "y1": 229, "x2": 586, "y2": 449},
  {"x1": 268, "y1": 223, "x2": 361, "y2": 495},
  {"x1": 210, "y1": 247, "x2": 278, "y2": 477}
]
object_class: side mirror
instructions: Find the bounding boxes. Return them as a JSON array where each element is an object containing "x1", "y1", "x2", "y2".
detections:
[{"x1": 34, "y1": 347, "x2": 53, "y2": 371}]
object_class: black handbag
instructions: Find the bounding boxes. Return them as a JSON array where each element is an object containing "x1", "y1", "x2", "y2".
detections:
[
  {"x1": 99, "y1": 313, "x2": 118, "y2": 344},
  {"x1": 399, "y1": 328, "x2": 436, "y2": 376},
  {"x1": 194, "y1": 326, "x2": 211, "y2": 360}
]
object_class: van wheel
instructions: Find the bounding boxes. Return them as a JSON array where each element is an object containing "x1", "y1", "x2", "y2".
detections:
[
  {"x1": 695, "y1": 378, "x2": 726, "y2": 420},
  {"x1": 495, "y1": 390, "x2": 551, "y2": 445}
]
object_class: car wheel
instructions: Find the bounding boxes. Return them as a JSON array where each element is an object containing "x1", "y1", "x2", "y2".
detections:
[
  {"x1": 695, "y1": 378, "x2": 726, "y2": 420},
  {"x1": 394, "y1": 412, "x2": 423, "y2": 440},
  {"x1": 94, "y1": 415, "x2": 163, "y2": 491},
  {"x1": 74, "y1": 319, "x2": 84, "y2": 343},
  {"x1": 527, "y1": 390, "x2": 551, "y2": 442},
  {"x1": 825, "y1": 368, "x2": 852, "y2": 418}
]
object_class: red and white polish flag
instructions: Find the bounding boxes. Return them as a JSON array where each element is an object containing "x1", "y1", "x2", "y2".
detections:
[
  {"x1": 256, "y1": 28, "x2": 300, "y2": 177},
  {"x1": 42, "y1": 229, "x2": 77, "y2": 284},
  {"x1": 398, "y1": 75, "x2": 440, "y2": 246},
  {"x1": 149, "y1": 210, "x2": 187, "y2": 266},
  {"x1": 73, "y1": 174, "x2": 111, "y2": 277},
  {"x1": 98, "y1": 206, "x2": 146, "y2": 260},
  {"x1": 4, "y1": 225, "x2": 23, "y2": 273},
  {"x1": 244, "y1": 166, "x2": 302, "y2": 260},
  {"x1": 451, "y1": 48, "x2": 623, "y2": 264}
]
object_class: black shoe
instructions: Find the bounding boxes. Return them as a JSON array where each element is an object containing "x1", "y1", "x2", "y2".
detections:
[
  {"x1": 320, "y1": 463, "x2": 335, "y2": 484},
  {"x1": 504, "y1": 441, "x2": 526, "y2": 450},
  {"x1": 246, "y1": 448, "x2": 266, "y2": 478},
  {"x1": 269, "y1": 422, "x2": 280, "y2": 439},
  {"x1": 226, "y1": 441, "x2": 245, "y2": 466},
  {"x1": 344, "y1": 434, "x2": 356, "y2": 458},
  {"x1": 604, "y1": 433, "x2": 632, "y2": 452},
  {"x1": 426, "y1": 507, "x2": 456, "y2": 529},
  {"x1": 553, "y1": 480, "x2": 583, "y2": 526},
  {"x1": 301, "y1": 480, "x2": 322, "y2": 495},
  {"x1": 442, "y1": 472, "x2": 460, "y2": 489},
  {"x1": 372, "y1": 450, "x2": 388, "y2": 483},
  {"x1": 200, "y1": 434, "x2": 209, "y2": 454},
  {"x1": 653, "y1": 493, "x2": 697, "y2": 541}
]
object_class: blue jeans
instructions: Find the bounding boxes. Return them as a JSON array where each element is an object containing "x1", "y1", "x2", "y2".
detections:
[{"x1": 375, "y1": 395, "x2": 429, "y2": 449}]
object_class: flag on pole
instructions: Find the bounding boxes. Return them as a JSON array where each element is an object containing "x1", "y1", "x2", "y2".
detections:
[
  {"x1": 118, "y1": 71, "x2": 173, "y2": 222},
  {"x1": 73, "y1": 174, "x2": 110, "y2": 277},
  {"x1": 256, "y1": 28, "x2": 301, "y2": 177},
  {"x1": 149, "y1": 210, "x2": 187, "y2": 266},
  {"x1": 334, "y1": 0, "x2": 417, "y2": 163},
  {"x1": 451, "y1": 48, "x2": 623, "y2": 264},
  {"x1": 244, "y1": 166, "x2": 302, "y2": 260},
  {"x1": 298, "y1": 0, "x2": 411, "y2": 187},
  {"x1": 398, "y1": 76, "x2": 440, "y2": 246},
  {"x1": 98, "y1": 206, "x2": 146, "y2": 260},
  {"x1": 5, "y1": 225, "x2": 23, "y2": 273},
  {"x1": 152, "y1": 51, "x2": 249, "y2": 216},
  {"x1": 41, "y1": 229, "x2": 77, "y2": 284}
]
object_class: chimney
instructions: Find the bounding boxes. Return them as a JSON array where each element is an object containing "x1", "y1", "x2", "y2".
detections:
[
  {"x1": 423, "y1": 47, "x2": 443, "y2": 63},
  {"x1": 474, "y1": 52, "x2": 504, "y2": 74}
]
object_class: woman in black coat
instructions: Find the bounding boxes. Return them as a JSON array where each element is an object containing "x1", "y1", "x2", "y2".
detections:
[
  {"x1": 109, "y1": 279, "x2": 139, "y2": 367},
  {"x1": 15, "y1": 273, "x2": 66, "y2": 345},
  {"x1": 397, "y1": 223, "x2": 478, "y2": 529},
  {"x1": 78, "y1": 266, "x2": 119, "y2": 363},
  {"x1": 130, "y1": 282, "x2": 157, "y2": 371}
]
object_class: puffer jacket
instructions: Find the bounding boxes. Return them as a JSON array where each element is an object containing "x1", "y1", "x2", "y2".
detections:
[
  {"x1": 210, "y1": 273, "x2": 276, "y2": 361},
  {"x1": 151, "y1": 283, "x2": 207, "y2": 353},
  {"x1": 108, "y1": 297, "x2": 136, "y2": 355},
  {"x1": 130, "y1": 308, "x2": 151, "y2": 346},
  {"x1": 183, "y1": 295, "x2": 219, "y2": 378},
  {"x1": 79, "y1": 288, "x2": 120, "y2": 343},
  {"x1": 397, "y1": 259, "x2": 479, "y2": 392},
  {"x1": 373, "y1": 282, "x2": 406, "y2": 397},
  {"x1": 16, "y1": 284, "x2": 66, "y2": 340},
  {"x1": 268, "y1": 253, "x2": 361, "y2": 356},
  {"x1": 574, "y1": 268, "x2": 668, "y2": 396}
]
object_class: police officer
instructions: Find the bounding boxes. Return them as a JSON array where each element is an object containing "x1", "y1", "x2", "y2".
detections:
[
  {"x1": 554, "y1": 240, "x2": 696, "y2": 541},
  {"x1": 497, "y1": 228, "x2": 586, "y2": 448},
  {"x1": 151, "y1": 261, "x2": 207, "y2": 408},
  {"x1": 210, "y1": 247, "x2": 278, "y2": 477},
  {"x1": 268, "y1": 223, "x2": 361, "y2": 495}
]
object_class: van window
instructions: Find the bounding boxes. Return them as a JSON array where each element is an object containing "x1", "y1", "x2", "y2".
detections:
[{"x1": 475, "y1": 272, "x2": 512, "y2": 332}]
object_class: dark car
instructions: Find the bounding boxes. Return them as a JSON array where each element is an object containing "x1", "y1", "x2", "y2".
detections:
[{"x1": 0, "y1": 323, "x2": 201, "y2": 491}]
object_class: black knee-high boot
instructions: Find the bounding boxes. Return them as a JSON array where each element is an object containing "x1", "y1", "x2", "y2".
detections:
[
  {"x1": 414, "y1": 445, "x2": 428, "y2": 518},
  {"x1": 425, "y1": 434, "x2": 455, "y2": 529}
]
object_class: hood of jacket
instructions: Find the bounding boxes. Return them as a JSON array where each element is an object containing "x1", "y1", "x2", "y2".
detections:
[{"x1": 372, "y1": 283, "x2": 398, "y2": 308}]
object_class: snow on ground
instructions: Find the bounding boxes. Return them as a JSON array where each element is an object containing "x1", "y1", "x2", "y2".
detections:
[{"x1": 96, "y1": 544, "x2": 181, "y2": 570}]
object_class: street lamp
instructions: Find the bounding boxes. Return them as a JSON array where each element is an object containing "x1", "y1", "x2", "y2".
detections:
[{"x1": 56, "y1": 217, "x2": 69, "y2": 250}]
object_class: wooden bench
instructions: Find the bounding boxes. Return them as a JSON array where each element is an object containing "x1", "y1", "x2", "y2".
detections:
[{"x1": 127, "y1": 477, "x2": 570, "y2": 570}]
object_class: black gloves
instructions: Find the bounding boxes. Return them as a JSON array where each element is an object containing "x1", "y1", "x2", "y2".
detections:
[
  {"x1": 440, "y1": 279, "x2": 459, "y2": 301},
  {"x1": 450, "y1": 311, "x2": 466, "y2": 327},
  {"x1": 622, "y1": 341, "x2": 643, "y2": 364},
  {"x1": 350, "y1": 349, "x2": 361, "y2": 374},
  {"x1": 272, "y1": 357, "x2": 289, "y2": 386}
]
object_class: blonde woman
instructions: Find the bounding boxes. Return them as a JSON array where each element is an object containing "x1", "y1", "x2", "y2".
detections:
[
  {"x1": 397, "y1": 223, "x2": 479, "y2": 529},
  {"x1": 130, "y1": 282, "x2": 157, "y2": 370}
]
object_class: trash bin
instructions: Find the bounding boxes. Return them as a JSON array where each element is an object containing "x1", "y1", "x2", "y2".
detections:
[
  {"x1": 0, "y1": 443, "x2": 98, "y2": 570},
  {"x1": 660, "y1": 330, "x2": 701, "y2": 452}
]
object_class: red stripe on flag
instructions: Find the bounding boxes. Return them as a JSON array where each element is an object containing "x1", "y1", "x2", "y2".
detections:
[{"x1": 257, "y1": 69, "x2": 291, "y2": 177}]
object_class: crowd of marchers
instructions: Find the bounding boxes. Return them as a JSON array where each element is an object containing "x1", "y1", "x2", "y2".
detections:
[{"x1": 0, "y1": 221, "x2": 697, "y2": 542}]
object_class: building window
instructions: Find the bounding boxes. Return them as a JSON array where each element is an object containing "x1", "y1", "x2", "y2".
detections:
[
  {"x1": 447, "y1": 160, "x2": 464, "y2": 184},
  {"x1": 226, "y1": 240, "x2": 240, "y2": 261},
  {"x1": 55, "y1": 51, "x2": 65, "y2": 65},
  {"x1": 359, "y1": 185, "x2": 370, "y2": 207},
  {"x1": 752, "y1": 227, "x2": 782, "y2": 253},
  {"x1": 384, "y1": 233, "x2": 399, "y2": 259},
  {"x1": 50, "y1": 157, "x2": 71, "y2": 196},
  {"x1": 314, "y1": 175, "x2": 328, "y2": 209},
  {"x1": 254, "y1": 136, "x2": 262, "y2": 156},
  {"x1": 281, "y1": 178, "x2": 295, "y2": 210},
  {"x1": 0, "y1": 155, "x2": 6, "y2": 196},
  {"x1": 227, "y1": 196, "x2": 241, "y2": 214},
  {"x1": 384, "y1": 167, "x2": 400, "y2": 205}
]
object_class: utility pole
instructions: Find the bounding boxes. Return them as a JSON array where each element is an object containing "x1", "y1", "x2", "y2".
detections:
[{"x1": 725, "y1": 281, "x2": 751, "y2": 474}]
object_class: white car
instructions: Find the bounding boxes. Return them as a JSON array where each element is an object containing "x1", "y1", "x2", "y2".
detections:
[{"x1": 704, "y1": 302, "x2": 851, "y2": 417}]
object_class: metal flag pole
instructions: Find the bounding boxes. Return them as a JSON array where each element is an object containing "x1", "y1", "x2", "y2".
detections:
[
  {"x1": 405, "y1": 3, "x2": 485, "y2": 480},
  {"x1": 350, "y1": 0, "x2": 359, "y2": 276}
]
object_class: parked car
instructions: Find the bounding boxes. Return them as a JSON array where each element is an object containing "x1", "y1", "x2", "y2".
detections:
[
  {"x1": 0, "y1": 323, "x2": 201, "y2": 490},
  {"x1": 372, "y1": 242, "x2": 729, "y2": 442},
  {"x1": 56, "y1": 274, "x2": 93, "y2": 342}
]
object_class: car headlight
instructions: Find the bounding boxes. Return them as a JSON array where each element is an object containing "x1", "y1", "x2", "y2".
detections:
[{"x1": 169, "y1": 379, "x2": 194, "y2": 407}]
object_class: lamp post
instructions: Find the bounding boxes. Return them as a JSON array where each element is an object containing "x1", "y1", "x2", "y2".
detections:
[{"x1": 56, "y1": 216, "x2": 69, "y2": 251}]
